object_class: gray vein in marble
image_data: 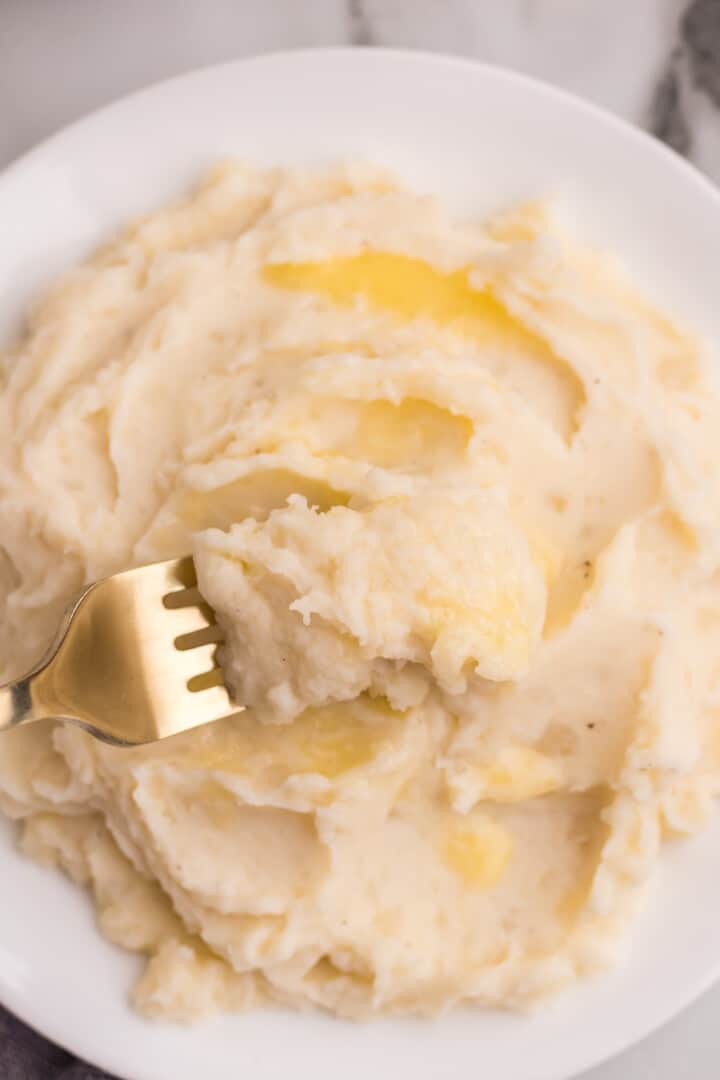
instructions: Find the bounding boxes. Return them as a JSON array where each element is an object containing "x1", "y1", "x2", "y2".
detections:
[
  {"x1": 650, "y1": 47, "x2": 692, "y2": 154},
  {"x1": 649, "y1": 0, "x2": 720, "y2": 168},
  {"x1": 683, "y1": 0, "x2": 720, "y2": 105},
  {"x1": 348, "y1": 0, "x2": 375, "y2": 46}
]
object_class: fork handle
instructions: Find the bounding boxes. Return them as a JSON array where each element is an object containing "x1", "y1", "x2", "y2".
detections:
[{"x1": 0, "y1": 677, "x2": 38, "y2": 731}]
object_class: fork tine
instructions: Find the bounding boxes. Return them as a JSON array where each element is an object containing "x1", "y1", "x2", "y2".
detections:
[
  {"x1": 158, "y1": 678, "x2": 235, "y2": 738},
  {"x1": 163, "y1": 586, "x2": 203, "y2": 610},
  {"x1": 163, "y1": 602, "x2": 217, "y2": 637},
  {"x1": 183, "y1": 642, "x2": 221, "y2": 676},
  {"x1": 175, "y1": 624, "x2": 224, "y2": 651},
  {"x1": 187, "y1": 667, "x2": 226, "y2": 693}
]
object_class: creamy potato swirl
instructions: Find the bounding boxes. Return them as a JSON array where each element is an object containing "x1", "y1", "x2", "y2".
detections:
[{"x1": 1, "y1": 163, "x2": 720, "y2": 1020}]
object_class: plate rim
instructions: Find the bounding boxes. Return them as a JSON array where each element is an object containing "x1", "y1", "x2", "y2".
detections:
[{"x1": 3, "y1": 46, "x2": 720, "y2": 208}]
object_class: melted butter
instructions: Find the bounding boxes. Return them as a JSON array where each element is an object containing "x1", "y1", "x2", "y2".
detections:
[
  {"x1": 288, "y1": 705, "x2": 386, "y2": 777},
  {"x1": 474, "y1": 745, "x2": 563, "y2": 803},
  {"x1": 543, "y1": 559, "x2": 594, "y2": 637},
  {"x1": 187, "y1": 700, "x2": 401, "y2": 780},
  {"x1": 264, "y1": 250, "x2": 587, "y2": 440},
  {"x1": 443, "y1": 816, "x2": 513, "y2": 888},
  {"x1": 178, "y1": 470, "x2": 349, "y2": 530},
  {"x1": 555, "y1": 882, "x2": 590, "y2": 925},
  {"x1": 264, "y1": 251, "x2": 585, "y2": 440},
  {"x1": 526, "y1": 529, "x2": 562, "y2": 585},
  {"x1": 296, "y1": 396, "x2": 473, "y2": 470},
  {"x1": 264, "y1": 251, "x2": 546, "y2": 351},
  {"x1": 427, "y1": 592, "x2": 526, "y2": 656},
  {"x1": 194, "y1": 780, "x2": 246, "y2": 829},
  {"x1": 349, "y1": 398, "x2": 473, "y2": 469},
  {"x1": 555, "y1": 791, "x2": 610, "y2": 925}
]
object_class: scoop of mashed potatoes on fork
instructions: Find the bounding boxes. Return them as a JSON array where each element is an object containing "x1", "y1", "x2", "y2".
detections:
[
  {"x1": 196, "y1": 488, "x2": 548, "y2": 720},
  {"x1": 2, "y1": 162, "x2": 720, "y2": 1021}
]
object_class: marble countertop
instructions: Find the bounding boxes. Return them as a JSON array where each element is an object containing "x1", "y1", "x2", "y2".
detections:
[{"x1": 2, "y1": 2, "x2": 720, "y2": 1080}]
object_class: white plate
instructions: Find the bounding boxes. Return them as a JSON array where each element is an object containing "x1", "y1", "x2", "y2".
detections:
[{"x1": 2, "y1": 48, "x2": 720, "y2": 1080}]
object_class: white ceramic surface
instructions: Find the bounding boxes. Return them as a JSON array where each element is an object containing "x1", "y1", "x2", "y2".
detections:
[{"x1": 1, "y1": 48, "x2": 720, "y2": 1080}]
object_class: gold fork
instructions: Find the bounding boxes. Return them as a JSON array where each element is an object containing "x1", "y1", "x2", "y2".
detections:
[{"x1": 0, "y1": 558, "x2": 238, "y2": 745}]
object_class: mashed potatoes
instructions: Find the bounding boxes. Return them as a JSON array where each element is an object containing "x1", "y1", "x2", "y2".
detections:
[{"x1": 2, "y1": 163, "x2": 720, "y2": 1020}]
